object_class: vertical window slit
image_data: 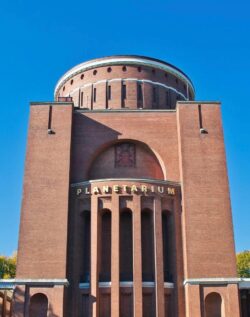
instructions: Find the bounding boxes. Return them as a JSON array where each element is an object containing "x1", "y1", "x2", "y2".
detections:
[
  {"x1": 198, "y1": 104, "x2": 203, "y2": 129},
  {"x1": 48, "y1": 105, "x2": 52, "y2": 130}
]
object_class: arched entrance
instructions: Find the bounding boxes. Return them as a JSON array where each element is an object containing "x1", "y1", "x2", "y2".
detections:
[
  {"x1": 205, "y1": 292, "x2": 223, "y2": 317},
  {"x1": 29, "y1": 293, "x2": 48, "y2": 317}
]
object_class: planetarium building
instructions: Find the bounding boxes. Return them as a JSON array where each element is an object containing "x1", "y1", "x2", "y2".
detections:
[{"x1": 8, "y1": 55, "x2": 248, "y2": 317}]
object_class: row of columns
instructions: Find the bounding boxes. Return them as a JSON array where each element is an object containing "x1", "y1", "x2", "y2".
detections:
[{"x1": 90, "y1": 195, "x2": 165, "y2": 317}]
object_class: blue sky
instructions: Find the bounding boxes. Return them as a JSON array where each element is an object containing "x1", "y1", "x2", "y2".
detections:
[{"x1": 0, "y1": 0, "x2": 249, "y2": 255}]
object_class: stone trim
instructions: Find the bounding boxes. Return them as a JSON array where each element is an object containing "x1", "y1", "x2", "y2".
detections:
[
  {"x1": 79, "y1": 281, "x2": 175, "y2": 289},
  {"x1": 65, "y1": 78, "x2": 189, "y2": 101},
  {"x1": 183, "y1": 278, "x2": 241, "y2": 285},
  {"x1": 71, "y1": 178, "x2": 181, "y2": 188},
  {"x1": 0, "y1": 279, "x2": 69, "y2": 287}
]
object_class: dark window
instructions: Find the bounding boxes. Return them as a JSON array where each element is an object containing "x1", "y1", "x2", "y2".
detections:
[
  {"x1": 166, "y1": 90, "x2": 170, "y2": 108},
  {"x1": 108, "y1": 85, "x2": 111, "y2": 100},
  {"x1": 107, "y1": 67, "x2": 112, "y2": 73},
  {"x1": 93, "y1": 70, "x2": 97, "y2": 75},
  {"x1": 153, "y1": 87, "x2": 157, "y2": 103},
  {"x1": 138, "y1": 66, "x2": 142, "y2": 72},
  {"x1": 122, "y1": 84, "x2": 126, "y2": 100},
  {"x1": 137, "y1": 83, "x2": 143, "y2": 101},
  {"x1": 82, "y1": 211, "x2": 90, "y2": 282},
  {"x1": 175, "y1": 78, "x2": 178, "y2": 84},
  {"x1": 93, "y1": 87, "x2": 96, "y2": 102},
  {"x1": 162, "y1": 211, "x2": 174, "y2": 282},
  {"x1": 70, "y1": 79, "x2": 74, "y2": 85},
  {"x1": 99, "y1": 210, "x2": 111, "y2": 282},
  {"x1": 141, "y1": 209, "x2": 155, "y2": 281},
  {"x1": 122, "y1": 66, "x2": 127, "y2": 72},
  {"x1": 81, "y1": 74, "x2": 84, "y2": 79},
  {"x1": 120, "y1": 209, "x2": 133, "y2": 281},
  {"x1": 81, "y1": 92, "x2": 84, "y2": 107},
  {"x1": 63, "y1": 86, "x2": 65, "y2": 91}
]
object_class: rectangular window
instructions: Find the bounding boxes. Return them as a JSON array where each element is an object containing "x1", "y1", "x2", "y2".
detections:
[
  {"x1": 138, "y1": 83, "x2": 143, "y2": 101},
  {"x1": 166, "y1": 90, "x2": 170, "y2": 108},
  {"x1": 81, "y1": 92, "x2": 84, "y2": 107},
  {"x1": 108, "y1": 85, "x2": 111, "y2": 100},
  {"x1": 153, "y1": 87, "x2": 157, "y2": 103},
  {"x1": 93, "y1": 87, "x2": 96, "y2": 102},
  {"x1": 122, "y1": 84, "x2": 126, "y2": 100}
]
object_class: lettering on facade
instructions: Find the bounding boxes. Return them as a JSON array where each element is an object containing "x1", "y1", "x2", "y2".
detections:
[{"x1": 76, "y1": 184, "x2": 175, "y2": 196}]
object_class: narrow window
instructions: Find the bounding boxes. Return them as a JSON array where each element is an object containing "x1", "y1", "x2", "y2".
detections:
[
  {"x1": 138, "y1": 83, "x2": 143, "y2": 101},
  {"x1": 122, "y1": 84, "x2": 126, "y2": 100},
  {"x1": 162, "y1": 211, "x2": 174, "y2": 282},
  {"x1": 81, "y1": 92, "x2": 84, "y2": 107},
  {"x1": 141, "y1": 209, "x2": 155, "y2": 281},
  {"x1": 93, "y1": 87, "x2": 96, "y2": 102},
  {"x1": 166, "y1": 90, "x2": 171, "y2": 109},
  {"x1": 108, "y1": 85, "x2": 111, "y2": 100},
  {"x1": 120, "y1": 209, "x2": 133, "y2": 281},
  {"x1": 82, "y1": 211, "x2": 90, "y2": 282},
  {"x1": 153, "y1": 87, "x2": 157, "y2": 103},
  {"x1": 99, "y1": 210, "x2": 111, "y2": 282}
]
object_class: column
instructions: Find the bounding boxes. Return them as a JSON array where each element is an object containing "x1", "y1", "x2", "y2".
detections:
[
  {"x1": 90, "y1": 194, "x2": 99, "y2": 317},
  {"x1": 173, "y1": 194, "x2": 185, "y2": 316},
  {"x1": 133, "y1": 195, "x2": 143, "y2": 317},
  {"x1": 111, "y1": 195, "x2": 120, "y2": 317},
  {"x1": 154, "y1": 197, "x2": 165, "y2": 317},
  {"x1": 184, "y1": 284, "x2": 201, "y2": 317}
]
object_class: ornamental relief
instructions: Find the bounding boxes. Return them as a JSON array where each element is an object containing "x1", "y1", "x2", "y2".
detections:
[{"x1": 115, "y1": 143, "x2": 136, "y2": 168}]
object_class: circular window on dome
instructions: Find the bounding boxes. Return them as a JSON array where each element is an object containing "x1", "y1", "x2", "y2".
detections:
[
  {"x1": 81, "y1": 74, "x2": 84, "y2": 79},
  {"x1": 93, "y1": 70, "x2": 97, "y2": 75},
  {"x1": 107, "y1": 67, "x2": 112, "y2": 73},
  {"x1": 138, "y1": 67, "x2": 142, "y2": 72},
  {"x1": 122, "y1": 66, "x2": 127, "y2": 72}
]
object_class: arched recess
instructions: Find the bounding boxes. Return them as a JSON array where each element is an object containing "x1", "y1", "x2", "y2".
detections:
[
  {"x1": 88, "y1": 140, "x2": 166, "y2": 180},
  {"x1": 99, "y1": 209, "x2": 111, "y2": 282},
  {"x1": 82, "y1": 210, "x2": 91, "y2": 283},
  {"x1": 29, "y1": 293, "x2": 48, "y2": 317},
  {"x1": 162, "y1": 210, "x2": 174, "y2": 282},
  {"x1": 120, "y1": 208, "x2": 133, "y2": 281},
  {"x1": 205, "y1": 292, "x2": 223, "y2": 317},
  {"x1": 141, "y1": 208, "x2": 155, "y2": 282}
]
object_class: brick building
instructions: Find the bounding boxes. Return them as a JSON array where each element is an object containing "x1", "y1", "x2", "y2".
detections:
[{"x1": 10, "y1": 55, "x2": 249, "y2": 316}]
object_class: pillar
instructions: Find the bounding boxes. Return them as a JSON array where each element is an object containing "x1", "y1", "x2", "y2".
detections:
[
  {"x1": 154, "y1": 197, "x2": 165, "y2": 317},
  {"x1": 133, "y1": 195, "x2": 143, "y2": 317},
  {"x1": 90, "y1": 194, "x2": 99, "y2": 317},
  {"x1": 111, "y1": 195, "x2": 120, "y2": 317}
]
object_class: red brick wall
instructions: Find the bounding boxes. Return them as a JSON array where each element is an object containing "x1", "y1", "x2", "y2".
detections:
[
  {"x1": 177, "y1": 102, "x2": 237, "y2": 278},
  {"x1": 16, "y1": 103, "x2": 73, "y2": 279}
]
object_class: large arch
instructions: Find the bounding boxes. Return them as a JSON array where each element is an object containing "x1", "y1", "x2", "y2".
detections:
[
  {"x1": 29, "y1": 293, "x2": 48, "y2": 317},
  {"x1": 205, "y1": 292, "x2": 223, "y2": 317},
  {"x1": 88, "y1": 139, "x2": 166, "y2": 180}
]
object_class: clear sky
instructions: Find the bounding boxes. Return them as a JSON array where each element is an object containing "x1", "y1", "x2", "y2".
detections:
[{"x1": 0, "y1": 0, "x2": 249, "y2": 256}]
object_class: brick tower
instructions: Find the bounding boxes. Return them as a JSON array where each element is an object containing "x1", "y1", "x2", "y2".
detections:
[{"x1": 12, "y1": 56, "x2": 241, "y2": 317}]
